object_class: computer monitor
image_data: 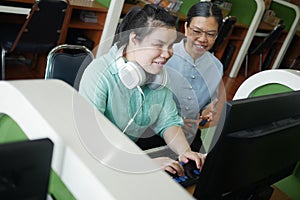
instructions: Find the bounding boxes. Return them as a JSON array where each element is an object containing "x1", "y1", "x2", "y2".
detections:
[
  {"x1": 193, "y1": 90, "x2": 300, "y2": 200},
  {"x1": 0, "y1": 138, "x2": 53, "y2": 200}
]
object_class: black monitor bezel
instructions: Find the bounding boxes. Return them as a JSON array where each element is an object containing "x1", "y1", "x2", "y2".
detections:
[
  {"x1": 193, "y1": 91, "x2": 300, "y2": 200},
  {"x1": 0, "y1": 138, "x2": 53, "y2": 200}
]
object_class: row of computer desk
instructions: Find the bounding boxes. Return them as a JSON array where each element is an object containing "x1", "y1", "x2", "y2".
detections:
[{"x1": 1, "y1": 0, "x2": 296, "y2": 79}]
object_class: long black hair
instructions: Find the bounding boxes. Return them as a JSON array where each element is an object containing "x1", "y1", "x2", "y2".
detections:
[{"x1": 115, "y1": 4, "x2": 178, "y2": 47}]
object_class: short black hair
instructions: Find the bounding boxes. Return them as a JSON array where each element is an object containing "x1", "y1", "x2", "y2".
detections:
[{"x1": 186, "y1": 2, "x2": 223, "y2": 29}]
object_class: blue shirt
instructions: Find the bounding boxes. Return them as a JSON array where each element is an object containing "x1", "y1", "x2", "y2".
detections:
[
  {"x1": 79, "y1": 44, "x2": 183, "y2": 141},
  {"x1": 166, "y1": 39, "x2": 223, "y2": 121}
]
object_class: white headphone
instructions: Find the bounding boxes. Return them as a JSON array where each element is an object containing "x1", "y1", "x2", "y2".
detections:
[{"x1": 116, "y1": 45, "x2": 168, "y2": 90}]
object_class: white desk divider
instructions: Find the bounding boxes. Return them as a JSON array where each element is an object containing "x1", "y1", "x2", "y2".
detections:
[
  {"x1": 0, "y1": 79, "x2": 194, "y2": 200},
  {"x1": 233, "y1": 69, "x2": 300, "y2": 100},
  {"x1": 271, "y1": 0, "x2": 300, "y2": 70},
  {"x1": 229, "y1": 0, "x2": 265, "y2": 78}
]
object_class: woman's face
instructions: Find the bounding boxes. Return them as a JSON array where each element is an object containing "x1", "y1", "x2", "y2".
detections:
[
  {"x1": 184, "y1": 16, "x2": 219, "y2": 60},
  {"x1": 127, "y1": 27, "x2": 177, "y2": 75}
]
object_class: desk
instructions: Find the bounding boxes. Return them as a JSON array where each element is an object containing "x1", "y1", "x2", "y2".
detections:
[
  {"x1": 0, "y1": 0, "x2": 32, "y2": 24},
  {"x1": 186, "y1": 185, "x2": 292, "y2": 199},
  {"x1": 0, "y1": 79, "x2": 195, "y2": 200},
  {"x1": 0, "y1": 5, "x2": 30, "y2": 15}
]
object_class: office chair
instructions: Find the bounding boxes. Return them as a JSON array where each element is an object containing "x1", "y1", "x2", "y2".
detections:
[
  {"x1": 210, "y1": 15, "x2": 237, "y2": 54},
  {"x1": 244, "y1": 23, "x2": 285, "y2": 77},
  {"x1": 0, "y1": 0, "x2": 68, "y2": 80},
  {"x1": 233, "y1": 69, "x2": 300, "y2": 200},
  {"x1": 45, "y1": 44, "x2": 94, "y2": 90}
]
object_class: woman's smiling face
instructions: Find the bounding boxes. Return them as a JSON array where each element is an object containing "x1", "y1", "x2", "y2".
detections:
[
  {"x1": 126, "y1": 27, "x2": 177, "y2": 75},
  {"x1": 184, "y1": 16, "x2": 219, "y2": 60}
]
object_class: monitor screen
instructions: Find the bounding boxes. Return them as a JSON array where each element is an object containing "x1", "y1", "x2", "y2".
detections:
[
  {"x1": 193, "y1": 90, "x2": 300, "y2": 200},
  {"x1": 0, "y1": 138, "x2": 53, "y2": 200}
]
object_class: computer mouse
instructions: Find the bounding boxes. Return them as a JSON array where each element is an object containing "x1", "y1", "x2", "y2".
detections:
[{"x1": 183, "y1": 160, "x2": 201, "y2": 179}]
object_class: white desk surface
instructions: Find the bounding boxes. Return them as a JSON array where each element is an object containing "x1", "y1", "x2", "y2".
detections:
[
  {"x1": 0, "y1": 5, "x2": 30, "y2": 15},
  {"x1": 0, "y1": 79, "x2": 194, "y2": 200}
]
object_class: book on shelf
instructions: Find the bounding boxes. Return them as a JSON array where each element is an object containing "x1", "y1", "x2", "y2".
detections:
[
  {"x1": 80, "y1": 11, "x2": 98, "y2": 23},
  {"x1": 143, "y1": 0, "x2": 183, "y2": 13}
]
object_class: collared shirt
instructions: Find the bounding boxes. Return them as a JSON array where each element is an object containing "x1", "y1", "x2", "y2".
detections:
[
  {"x1": 79, "y1": 44, "x2": 183, "y2": 141},
  {"x1": 166, "y1": 39, "x2": 223, "y2": 121}
]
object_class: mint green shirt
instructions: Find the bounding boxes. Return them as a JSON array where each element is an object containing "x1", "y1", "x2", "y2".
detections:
[{"x1": 79, "y1": 44, "x2": 183, "y2": 141}]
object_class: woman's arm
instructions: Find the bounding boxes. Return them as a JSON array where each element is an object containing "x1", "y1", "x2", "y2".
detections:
[{"x1": 163, "y1": 126, "x2": 205, "y2": 169}]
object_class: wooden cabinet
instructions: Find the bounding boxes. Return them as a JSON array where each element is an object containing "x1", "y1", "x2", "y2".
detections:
[
  {"x1": 1, "y1": 0, "x2": 108, "y2": 55},
  {"x1": 220, "y1": 23, "x2": 249, "y2": 75},
  {"x1": 1, "y1": 0, "x2": 107, "y2": 76},
  {"x1": 60, "y1": 0, "x2": 108, "y2": 55}
]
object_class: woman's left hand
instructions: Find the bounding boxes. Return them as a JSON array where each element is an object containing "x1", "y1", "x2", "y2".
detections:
[{"x1": 201, "y1": 99, "x2": 218, "y2": 122}]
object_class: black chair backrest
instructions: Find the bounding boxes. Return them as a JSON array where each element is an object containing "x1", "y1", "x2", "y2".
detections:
[
  {"x1": 12, "y1": 0, "x2": 68, "y2": 52},
  {"x1": 45, "y1": 44, "x2": 94, "y2": 90},
  {"x1": 211, "y1": 16, "x2": 237, "y2": 53},
  {"x1": 250, "y1": 23, "x2": 285, "y2": 55}
]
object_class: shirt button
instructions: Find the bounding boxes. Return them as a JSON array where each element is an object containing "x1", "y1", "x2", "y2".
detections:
[
  {"x1": 190, "y1": 86, "x2": 193, "y2": 89},
  {"x1": 187, "y1": 96, "x2": 192, "y2": 100},
  {"x1": 191, "y1": 75, "x2": 195, "y2": 79},
  {"x1": 185, "y1": 107, "x2": 189, "y2": 110}
]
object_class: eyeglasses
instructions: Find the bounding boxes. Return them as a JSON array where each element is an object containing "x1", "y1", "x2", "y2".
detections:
[{"x1": 188, "y1": 26, "x2": 218, "y2": 40}]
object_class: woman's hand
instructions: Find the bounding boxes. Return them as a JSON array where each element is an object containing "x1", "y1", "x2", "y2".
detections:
[
  {"x1": 153, "y1": 157, "x2": 184, "y2": 176},
  {"x1": 178, "y1": 151, "x2": 207, "y2": 170},
  {"x1": 200, "y1": 99, "x2": 218, "y2": 123}
]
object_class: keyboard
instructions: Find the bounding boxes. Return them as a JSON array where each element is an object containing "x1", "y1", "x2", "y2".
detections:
[{"x1": 166, "y1": 161, "x2": 201, "y2": 188}]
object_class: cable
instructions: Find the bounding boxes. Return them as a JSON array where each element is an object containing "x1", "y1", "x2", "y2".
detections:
[{"x1": 122, "y1": 86, "x2": 145, "y2": 134}]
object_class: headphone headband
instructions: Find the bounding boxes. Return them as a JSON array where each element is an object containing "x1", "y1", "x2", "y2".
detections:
[{"x1": 116, "y1": 46, "x2": 167, "y2": 90}]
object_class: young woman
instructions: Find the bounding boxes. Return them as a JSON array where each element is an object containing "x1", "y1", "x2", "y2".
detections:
[{"x1": 79, "y1": 4, "x2": 205, "y2": 175}]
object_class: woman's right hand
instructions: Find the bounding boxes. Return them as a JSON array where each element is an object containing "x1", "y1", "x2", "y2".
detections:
[{"x1": 153, "y1": 157, "x2": 184, "y2": 176}]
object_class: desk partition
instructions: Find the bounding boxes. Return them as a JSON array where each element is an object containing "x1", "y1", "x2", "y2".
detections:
[
  {"x1": 228, "y1": 0, "x2": 300, "y2": 77},
  {"x1": 0, "y1": 79, "x2": 193, "y2": 200},
  {"x1": 227, "y1": 0, "x2": 265, "y2": 78},
  {"x1": 270, "y1": 0, "x2": 300, "y2": 70}
]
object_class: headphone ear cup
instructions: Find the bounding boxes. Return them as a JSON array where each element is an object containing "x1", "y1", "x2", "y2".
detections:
[
  {"x1": 116, "y1": 46, "x2": 167, "y2": 90},
  {"x1": 118, "y1": 61, "x2": 147, "y2": 89},
  {"x1": 147, "y1": 68, "x2": 168, "y2": 90}
]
